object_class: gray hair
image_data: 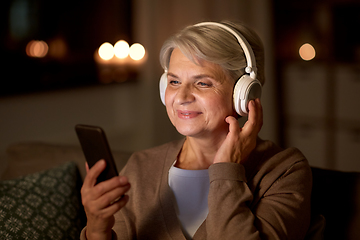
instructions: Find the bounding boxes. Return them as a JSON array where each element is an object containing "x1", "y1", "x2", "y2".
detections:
[{"x1": 159, "y1": 21, "x2": 265, "y2": 85}]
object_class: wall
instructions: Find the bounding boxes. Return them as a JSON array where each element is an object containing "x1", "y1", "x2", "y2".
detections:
[{"x1": 0, "y1": 81, "x2": 167, "y2": 177}]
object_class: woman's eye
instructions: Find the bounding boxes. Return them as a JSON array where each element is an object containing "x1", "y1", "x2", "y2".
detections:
[
  {"x1": 169, "y1": 80, "x2": 180, "y2": 85},
  {"x1": 197, "y1": 82, "x2": 211, "y2": 87}
]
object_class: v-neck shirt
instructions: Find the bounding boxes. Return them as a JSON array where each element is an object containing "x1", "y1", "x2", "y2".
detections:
[{"x1": 168, "y1": 165, "x2": 210, "y2": 239}]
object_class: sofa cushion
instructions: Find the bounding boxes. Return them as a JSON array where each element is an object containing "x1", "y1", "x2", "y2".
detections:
[{"x1": 0, "y1": 161, "x2": 85, "y2": 239}]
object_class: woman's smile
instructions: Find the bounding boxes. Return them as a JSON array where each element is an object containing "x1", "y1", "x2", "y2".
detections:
[{"x1": 177, "y1": 110, "x2": 203, "y2": 119}]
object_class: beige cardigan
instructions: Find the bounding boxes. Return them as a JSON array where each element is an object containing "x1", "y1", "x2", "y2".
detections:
[{"x1": 81, "y1": 138, "x2": 312, "y2": 240}]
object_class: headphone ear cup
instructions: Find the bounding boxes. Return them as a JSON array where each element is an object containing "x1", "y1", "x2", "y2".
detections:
[
  {"x1": 233, "y1": 75, "x2": 262, "y2": 116},
  {"x1": 159, "y1": 72, "x2": 168, "y2": 105}
]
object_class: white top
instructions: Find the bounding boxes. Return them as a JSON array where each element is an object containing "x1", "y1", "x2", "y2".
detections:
[{"x1": 168, "y1": 165, "x2": 210, "y2": 239}]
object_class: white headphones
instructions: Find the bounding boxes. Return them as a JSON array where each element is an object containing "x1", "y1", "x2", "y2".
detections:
[{"x1": 159, "y1": 22, "x2": 262, "y2": 116}]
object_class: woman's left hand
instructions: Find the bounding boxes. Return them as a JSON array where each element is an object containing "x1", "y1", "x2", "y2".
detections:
[{"x1": 213, "y1": 98, "x2": 263, "y2": 164}]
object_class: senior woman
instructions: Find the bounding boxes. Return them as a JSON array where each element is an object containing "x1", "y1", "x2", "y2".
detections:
[{"x1": 80, "y1": 21, "x2": 312, "y2": 240}]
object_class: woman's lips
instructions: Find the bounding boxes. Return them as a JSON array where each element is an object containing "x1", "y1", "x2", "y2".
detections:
[{"x1": 177, "y1": 110, "x2": 202, "y2": 119}]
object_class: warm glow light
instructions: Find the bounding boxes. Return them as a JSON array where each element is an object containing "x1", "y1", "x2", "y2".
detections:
[
  {"x1": 129, "y1": 43, "x2": 145, "y2": 61},
  {"x1": 48, "y1": 38, "x2": 67, "y2": 59},
  {"x1": 114, "y1": 40, "x2": 130, "y2": 59},
  {"x1": 299, "y1": 43, "x2": 316, "y2": 61},
  {"x1": 98, "y1": 42, "x2": 114, "y2": 60},
  {"x1": 26, "y1": 40, "x2": 48, "y2": 58}
]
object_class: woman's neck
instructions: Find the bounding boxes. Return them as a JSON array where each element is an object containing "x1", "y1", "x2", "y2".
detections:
[{"x1": 175, "y1": 134, "x2": 226, "y2": 170}]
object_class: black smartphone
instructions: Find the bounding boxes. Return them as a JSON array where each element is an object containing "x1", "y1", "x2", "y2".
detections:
[{"x1": 75, "y1": 124, "x2": 119, "y2": 184}]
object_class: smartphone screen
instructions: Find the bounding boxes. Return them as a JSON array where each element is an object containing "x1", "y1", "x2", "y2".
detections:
[{"x1": 75, "y1": 124, "x2": 119, "y2": 184}]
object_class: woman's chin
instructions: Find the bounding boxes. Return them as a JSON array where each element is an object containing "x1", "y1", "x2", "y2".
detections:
[{"x1": 175, "y1": 126, "x2": 202, "y2": 138}]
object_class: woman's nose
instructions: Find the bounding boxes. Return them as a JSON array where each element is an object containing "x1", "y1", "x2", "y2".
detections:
[{"x1": 175, "y1": 84, "x2": 195, "y2": 105}]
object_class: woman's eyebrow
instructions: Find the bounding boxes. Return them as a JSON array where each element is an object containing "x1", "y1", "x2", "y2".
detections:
[
  {"x1": 168, "y1": 72, "x2": 215, "y2": 79},
  {"x1": 167, "y1": 72, "x2": 179, "y2": 78},
  {"x1": 167, "y1": 72, "x2": 221, "y2": 82},
  {"x1": 193, "y1": 74, "x2": 215, "y2": 80}
]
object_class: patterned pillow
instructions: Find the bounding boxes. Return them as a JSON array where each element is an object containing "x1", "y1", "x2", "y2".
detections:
[{"x1": 0, "y1": 161, "x2": 86, "y2": 240}]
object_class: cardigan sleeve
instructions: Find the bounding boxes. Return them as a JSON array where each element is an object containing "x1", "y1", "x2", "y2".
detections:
[
  {"x1": 206, "y1": 160, "x2": 311, "y2": 240},
  {"x1": 79, "y1": 226, "x2": 118, "y2": 240}
]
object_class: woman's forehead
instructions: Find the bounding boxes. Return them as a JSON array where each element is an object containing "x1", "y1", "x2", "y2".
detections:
[{"x1": 169, "y1": 48, "x2": 231, "y2": 83}]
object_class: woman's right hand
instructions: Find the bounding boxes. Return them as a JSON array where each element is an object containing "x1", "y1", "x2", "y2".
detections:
[
  {"x1": 81, "y1": 160, "x2": 131, "y2": 240},
  {"x1": 213, "y1": 99, "x2": 263, "y2": 165}
]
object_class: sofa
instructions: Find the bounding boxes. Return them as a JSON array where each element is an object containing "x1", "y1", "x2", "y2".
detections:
[
  {"x1": 1, "y1": 141, "x2": 359, "y2": 239},
  {"x1": 0, "y1": 141, "x2": 131, "y2": 240}
]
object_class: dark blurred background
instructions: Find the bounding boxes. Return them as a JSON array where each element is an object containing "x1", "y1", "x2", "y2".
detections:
[
  {"x1": 0, "y1": 0, "x2": 359, "y2": 173},
  {"x1": 0, "y1": 0, "x2": 132, "y2": 95}
]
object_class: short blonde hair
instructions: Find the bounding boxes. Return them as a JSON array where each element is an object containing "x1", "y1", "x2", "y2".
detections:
[{"x1": 159, "y1": 21, "x2": 265, "y2": 85}]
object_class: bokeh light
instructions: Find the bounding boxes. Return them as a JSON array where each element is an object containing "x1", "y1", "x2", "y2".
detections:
[
  {"x1": 114, "y1": 40, "x2": 130, "y2": 59},
  {"x1": 48, "y1": 38, "x2": 67, "y2": 59},
  {"x1": 26, "y1": 40, "x2": 48, "y2": 58},
  {"x1": 299, "y1": 43, "x2": 316, "y2": 61},
  {"x1": 98, "y1": 42, "x2": 114, "y2": 60},
  {"x1": 129, "y1": 43, "x2": 145, "y2": 61}
]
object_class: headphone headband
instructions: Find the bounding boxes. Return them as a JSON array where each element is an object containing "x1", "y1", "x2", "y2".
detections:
[{"x1": 194, "y1": 22, "x2": 257, "y2": 79}]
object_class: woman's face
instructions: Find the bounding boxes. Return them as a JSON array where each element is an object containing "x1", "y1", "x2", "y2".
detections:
[{"x1": 165, "y1": 48, "x2": 235, "y2": 139}]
